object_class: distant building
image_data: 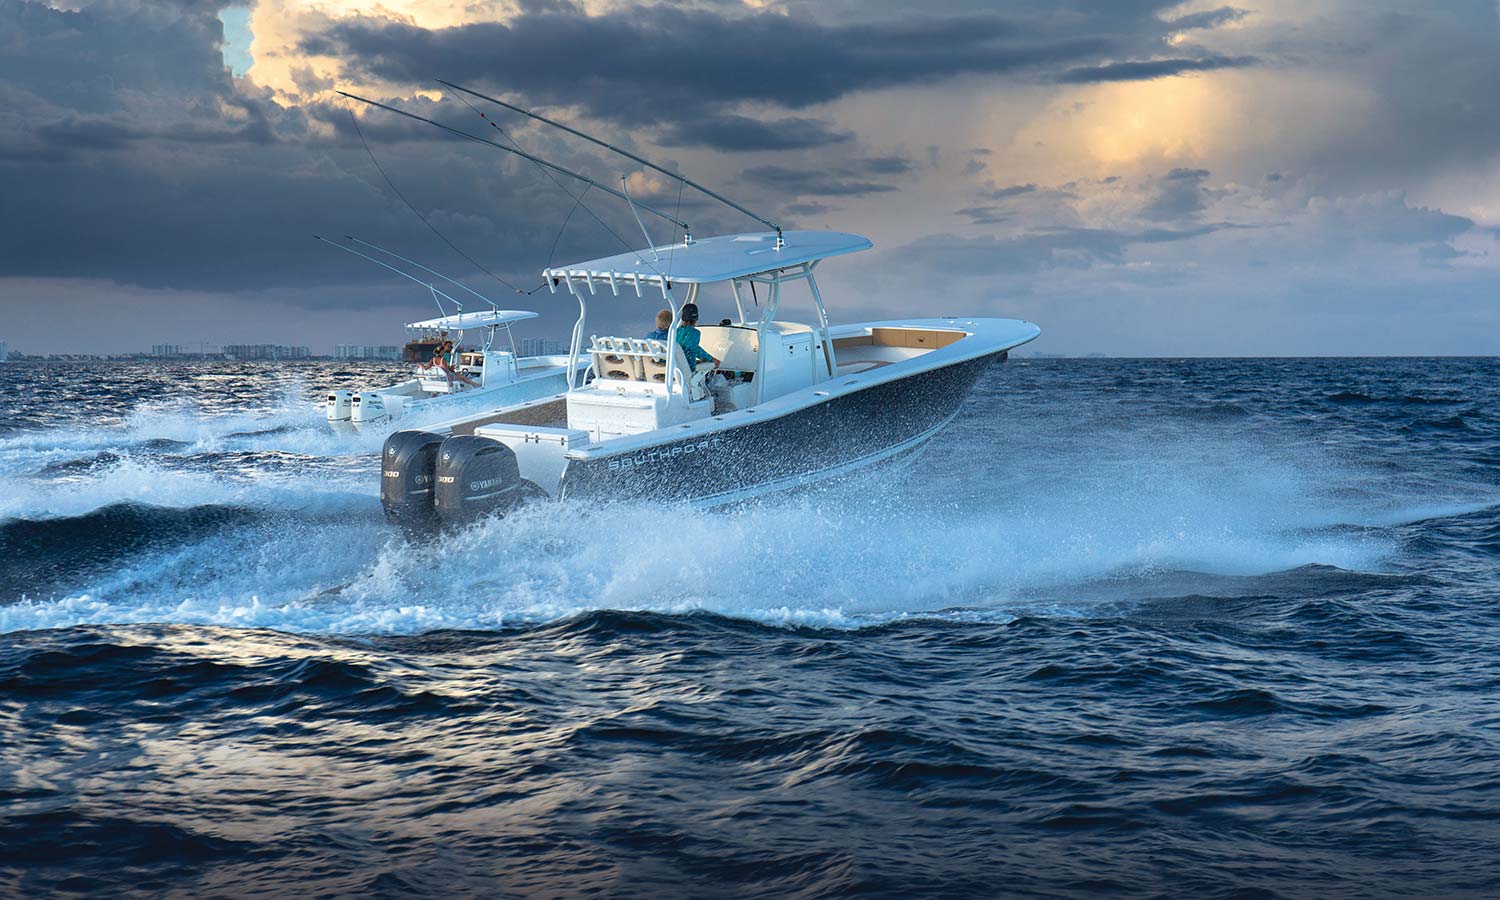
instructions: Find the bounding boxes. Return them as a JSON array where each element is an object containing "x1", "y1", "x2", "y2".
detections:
[
  {"x1": 0, "y1": 341, "x2": 7, "y2": 362},
  {"x1": 222, "y1": 344, "x2": 311, "y2": 360},
  {"x1": 519, "y1": 338, "x2": 566, "y2": 357},
  {"x1": 335, "y1": 344, "x2": 402, "y2": 360},
  {"x1": 151, "y1": 344, "x2": 186, "y2": 357}
]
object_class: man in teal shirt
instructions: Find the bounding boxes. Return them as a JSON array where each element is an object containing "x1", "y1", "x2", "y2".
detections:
[{"x1": 676, "y1": 303, "x2": 718, "y2": 371}]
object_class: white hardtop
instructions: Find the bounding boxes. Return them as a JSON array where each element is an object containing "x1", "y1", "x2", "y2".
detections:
[
  {"x1": 407, "y1": 310, "x2": 538, "y2": 330},
  {"x1": 544, "y1": 230, "x2": 871, "y2": 288}
]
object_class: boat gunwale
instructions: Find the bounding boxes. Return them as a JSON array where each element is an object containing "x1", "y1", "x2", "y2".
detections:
[{"x1": 561, "y1": 316, "x2": 1038, "y2": 460}]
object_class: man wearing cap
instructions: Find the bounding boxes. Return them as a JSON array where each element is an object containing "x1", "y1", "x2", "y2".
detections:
[{"x1": 675, "y1": 303, "x2": 718, "y2": 372}]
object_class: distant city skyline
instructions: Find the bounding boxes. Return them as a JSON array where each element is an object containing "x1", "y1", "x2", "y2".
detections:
[{"x1": 4, "y1": 1, "x2": 1499, "y2": 356}]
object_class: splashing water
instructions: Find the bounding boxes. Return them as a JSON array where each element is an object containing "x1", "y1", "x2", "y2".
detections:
[{"x1": 3, "y1": 358, "x2": 1495, "y2": 634}]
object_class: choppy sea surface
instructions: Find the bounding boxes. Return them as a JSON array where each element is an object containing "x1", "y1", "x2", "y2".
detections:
[{"x1": 2, "y1": 357, "x2": 1499, "y2": 899}]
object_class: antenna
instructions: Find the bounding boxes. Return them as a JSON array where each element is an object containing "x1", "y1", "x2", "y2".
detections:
[
  {"x1": 435, "y1": 80, "x2": 785, "y2": 248},
  {"x1": 338, "y1": 91, "x2": 690, "y2": 235}
]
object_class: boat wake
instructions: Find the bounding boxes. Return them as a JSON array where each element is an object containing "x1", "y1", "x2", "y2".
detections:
[
  {"x1": 1, "y1": 463, "x2": 1480, "y2": 635},
  {"x1": 4, "y1": 360, "x2": 1496, "y2": 636}
]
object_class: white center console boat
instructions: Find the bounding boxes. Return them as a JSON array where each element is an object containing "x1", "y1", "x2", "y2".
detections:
[
  {"x1": 339, "y1": 85, "x2": 1038, "y2": 524},
  {"x1": 325, "y1": 309, "x2": 582, "y2": 431},
  {"x1": 315, "y1": 235, "x2": 584, "y2": 431},
  {"x1": 380, "y1": 230, "x2": 1039, "y2": 524}
]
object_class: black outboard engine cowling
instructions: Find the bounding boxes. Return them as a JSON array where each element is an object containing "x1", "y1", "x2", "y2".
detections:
[
  {"x1": 381, "y1": 430, "x2": 445, "y2": 524},
  {"x1": 434, "y1": 435, "x2": 540, "y2": 524}
]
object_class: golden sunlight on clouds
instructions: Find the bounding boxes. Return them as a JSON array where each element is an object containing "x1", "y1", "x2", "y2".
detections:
[
  {"x1": 1013, "y1": 76, "x2": 1233, "y2": 176},
  {"x1": 246, "y1": 0, "x2": 515, "y2": 104},
  {"x1": 245, "y1": 0, "x2": 721, "y2": 106}
]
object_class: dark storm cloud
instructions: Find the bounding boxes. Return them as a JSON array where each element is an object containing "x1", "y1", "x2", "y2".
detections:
[
  {"x1": 310, "y1": 6, "x2": 1122, "y2": 125},
  {"x1": 35, "y1": 116, "x2": 149, "y2": 151},
  {"x1": 29, "y1": 106, "x2": 276, "y2": 157},
  {"x1": 0, "y1": 0, "x2": 1264, "y2": 298},
  {"x1": 1056, "y1": 54, "x2": 1257, "y2": 84},
  {"x1": 0, "y1": 0, "x2": 232, "y2": 112},
  {"x1": 0, "y1": 0, "x2": 686, "y2": 295},
  {"x1": 655, "y1": 114, "x2": 853, "y2": 152}
]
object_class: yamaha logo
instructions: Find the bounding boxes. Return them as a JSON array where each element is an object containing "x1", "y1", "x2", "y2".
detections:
[
  {"x1": 442, "y1": 452, "x2": 452, "y2": 461},
  {"x1": 387, "y1": 447, "x2": 395, "y2": 457}
]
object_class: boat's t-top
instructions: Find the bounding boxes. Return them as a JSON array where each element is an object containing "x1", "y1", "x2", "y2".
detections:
[
  {"x1": 403, "y1": 308, "x2": 535, "y2": 371},
  {"x1": 544, "y1": 229, "x2": 872, "y2": 439}
]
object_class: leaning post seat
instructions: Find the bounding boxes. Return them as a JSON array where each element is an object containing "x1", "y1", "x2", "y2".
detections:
[
  {"x1": 636, "y1": 340, "x2": 707, "y2": 397},
  {"x1": 587, "y1": 336, "x2": 698, "y2": 392},
  {"x1": 589, "y1": 335, "x2": 644, "y2": 381}
]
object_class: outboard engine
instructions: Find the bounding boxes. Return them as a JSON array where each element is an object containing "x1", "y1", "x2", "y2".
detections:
[
  {"x1": 380, "y1": 430, "x2": 445, "y2": 524},
  {"x1": 326, "y1": 390, "x2": 354, "y2": 422},
  {"x1": 352, "y1": 391, "x2": 400, "y2": 425},
  {"x1": 433, "y1": 435, "x2": 541, "y2": 524}
]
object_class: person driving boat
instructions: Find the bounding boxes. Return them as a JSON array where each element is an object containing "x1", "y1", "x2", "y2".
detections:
[{"x1": 676, "y1": 303, "x2": 718, "y2": 371}]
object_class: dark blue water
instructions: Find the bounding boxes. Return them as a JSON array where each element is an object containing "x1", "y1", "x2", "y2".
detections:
[{"x1": 2, "y1": 358, "x2": 1499, "y2": 898}]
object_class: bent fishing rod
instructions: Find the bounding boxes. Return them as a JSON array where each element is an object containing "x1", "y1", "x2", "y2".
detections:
[
  {"x1": 336, "y1": 90, "x2": 692, "y2": 239},
  {"x1": 436, "y1": 79, "x2": 785, "y2": 248}
]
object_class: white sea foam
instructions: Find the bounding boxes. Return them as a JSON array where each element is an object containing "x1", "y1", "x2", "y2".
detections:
[
  {"x1": 3, "y1": 380, "x2": 1490, "y2": 635},
  {"x1": 0, "y1": 471, "x2": 1453, "y2": 635}
]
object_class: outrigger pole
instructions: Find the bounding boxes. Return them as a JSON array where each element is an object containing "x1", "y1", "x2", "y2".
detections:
[
  {"x1": 313, "y1": 234, "x2": 464, "y2": 319},
  {"x1": 435, "y1": 80, "x2": 786, "y2": 249},
  {"x1": 336, "y1": 90, "x2": 692, "y2": 237},
  {"x1": 343, "y1": 235, "x2": 499, "y2": 311}
]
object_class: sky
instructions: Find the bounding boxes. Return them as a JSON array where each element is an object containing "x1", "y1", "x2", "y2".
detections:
[{"x1": 1, "y1": 0, "x2": 1498, "y2": 356}]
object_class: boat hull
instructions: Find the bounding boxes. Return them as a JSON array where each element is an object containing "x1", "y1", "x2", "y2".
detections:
[
  {"x1": 558, "y1": 350, "x2": 1000, "y2": 505},
  {"x1": 332, "y1": 368, "x2": 575, "y2": 433}
]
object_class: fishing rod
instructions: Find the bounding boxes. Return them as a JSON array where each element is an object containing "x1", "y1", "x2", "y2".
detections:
[
  {"x1": 337, "y1": 91, "x2": 692, "y2": 237},
  {"x1": 313, "y1": 234, "x2": 462, "y2": 320},
  {"x1": 436, "y1": 79, "x2": 785, "y2": 248},
  {"x1": 343, "y1": 235, "x2": 499, "y2": 311}
]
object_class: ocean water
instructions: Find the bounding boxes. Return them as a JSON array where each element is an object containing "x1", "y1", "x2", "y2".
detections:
[{"x1": 1, "y1": 357, "x2": 1498, "y2": 898}]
